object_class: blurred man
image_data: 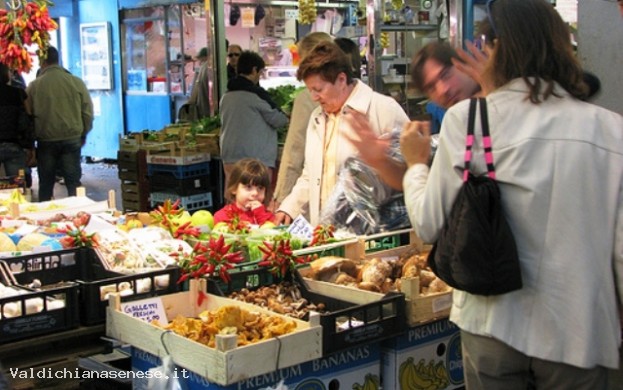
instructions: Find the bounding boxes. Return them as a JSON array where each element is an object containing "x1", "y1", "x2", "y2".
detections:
[
  {"x1": 26, "y1": 46, "x2": 93, "y2": 201},
  {"x1": 226, "y1": 44, "x2": 242, "y2": 81}
]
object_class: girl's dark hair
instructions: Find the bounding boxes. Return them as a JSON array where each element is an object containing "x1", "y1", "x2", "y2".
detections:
[
  {"x1": 410, "y1": 42, "x2": 461, "y2": 91},
  {"x1": 296, "y1": 41, "x2": 354, "y2": 84},
  {"x1": 225, "y1": 158, "x2": 270, "y2": 203},
  {"x1": 236, "y1": 50, "x2": 265, "y2": 76},
  {"x1": 485, "y1": 0, "x2": 588, "y2": 103}
]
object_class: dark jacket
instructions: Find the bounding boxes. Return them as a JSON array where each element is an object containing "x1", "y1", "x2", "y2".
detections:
[
  {"x1": 0, "y1": 83, "x2": 30, "y2": 147},
  {"x1": 226, "y1": 76, "x2": 279, "y2": 110}
]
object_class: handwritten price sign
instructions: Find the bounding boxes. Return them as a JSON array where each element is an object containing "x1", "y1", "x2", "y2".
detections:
[{"x1": 121, "y1": 297, "x2": 168, "y2": 324}]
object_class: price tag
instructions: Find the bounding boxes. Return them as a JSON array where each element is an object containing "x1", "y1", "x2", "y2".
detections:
[
  {"x1": 285, "y1": 9, "x2": 299, "y2": 20},
  {"x1": 121, "y1": 297, "x2": 168, "y2": 324},
  {"x1": 287, "y1": 215, "x2": 314, "y2": 241},
  {"x1": 241, "y1": 7, "x2": 255, "y2": 28}
]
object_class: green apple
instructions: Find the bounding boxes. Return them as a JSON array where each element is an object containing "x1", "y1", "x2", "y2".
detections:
[
  {"x1": 191, "y1": 210, "x2": 214, "y2": 229},
  {"x1": 260, "y1": 221, "x2": 276, "y2": 229},
  {"x1": 171, "y1": 211, "x2": 192, "y2": 227}
]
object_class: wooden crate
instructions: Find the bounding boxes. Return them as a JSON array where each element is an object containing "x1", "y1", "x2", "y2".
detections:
[
  {"x1": 119, "y1": 134, "x2": 141, "y2": 151},
  {"x1": 120, "y1": 180, "x2": 149, "y2": 212},
  {"x1": 195, "y1": 133, "x2": 219, "y2": 156},
  {"x1": 145, "y1": 140, "x2": 211, "y2": 165},
  {"x1": 297, "y1": 267, "x2": 386, "y2": 305},
  {"x1": 298, "y1": 236, "x2": 452, "y2": 326},
  {"x1": 364, "y1": 245, "x2": 452, "y2": 326},
  {"x1": 117, "y1": 150, "x2": 148, "y2": 182},
  {"x1": 106, "y1": 279, "x2": 323, "y2": 385}
]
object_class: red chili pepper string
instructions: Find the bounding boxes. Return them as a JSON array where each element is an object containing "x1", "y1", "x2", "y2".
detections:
[
  {"x1": 258, "y1": 238, "x2": 308, "y2": 279},
  {"x1": 176, "y1": 234, "x2": 244, "y2": 285}
]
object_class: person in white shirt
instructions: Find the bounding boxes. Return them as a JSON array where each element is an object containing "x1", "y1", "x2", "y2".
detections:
[{"x1": 400, "y1": 0, "x2": 623, "y2": 388}]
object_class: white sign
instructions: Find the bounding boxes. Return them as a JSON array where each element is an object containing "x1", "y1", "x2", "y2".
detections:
[
  {"x1": 555, "y1": 0, "x2": 577, "y2": 24},
  {"x1": 287, "y1": 215, "x2": 314, "y2": 241},
  {"x1": 285, "y1": 9, "x2": 299, "y2": 20},
  {"x1": 121, "y1": 297, "x2": 168, "y2": 324},
  {"x1": 92, "y1": 96, "x2": 101, "y2": 116},
  {"x1": 241, "y1": 7, "x2": 256, "y2": 28}
]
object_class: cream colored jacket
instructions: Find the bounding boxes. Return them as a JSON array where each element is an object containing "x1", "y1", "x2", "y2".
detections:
[
  {"x1": 273, "y1": 89, "x2": 318, "y2": 203},
  {"x1": 279, "y1": 80, "x2": 409, "y2": 225},
  {"x1": 404, "y1": 79, "x2": 623, "y2": 369}
]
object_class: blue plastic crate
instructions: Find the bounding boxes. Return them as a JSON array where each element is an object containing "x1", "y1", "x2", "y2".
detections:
[{"x1": 147, "y1": 161, "x2": 209, "y2": 179}]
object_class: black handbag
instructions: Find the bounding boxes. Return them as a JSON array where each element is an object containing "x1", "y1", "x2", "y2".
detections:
[{"x1": 428, "y1": 98, "x2": 522, "y2": 296}]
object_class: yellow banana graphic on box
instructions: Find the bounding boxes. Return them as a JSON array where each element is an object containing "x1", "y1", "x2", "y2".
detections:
[
  {"x1": 353, "y1": 374, "x2": 380, "y2": 390},
  {"x1": 399, "y1": 357, "x2": 450, "y2": 390}
]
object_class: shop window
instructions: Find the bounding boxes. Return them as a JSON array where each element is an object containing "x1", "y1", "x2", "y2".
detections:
[{"x1": 120, "y1": 4, "x2": 214, "y2": 98}]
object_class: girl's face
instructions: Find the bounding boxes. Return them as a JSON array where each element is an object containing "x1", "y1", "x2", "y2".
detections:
[{"x1": 234, "y1": 182, "x2": 266, "y2": 209}]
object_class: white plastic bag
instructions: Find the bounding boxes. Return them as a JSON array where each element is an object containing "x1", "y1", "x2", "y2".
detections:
[{"x1": 147, "y1": 355, "x2": 185, "y2": 390}]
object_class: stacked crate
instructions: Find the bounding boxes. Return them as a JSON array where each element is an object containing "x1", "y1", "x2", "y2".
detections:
[
  {"x1": 147, "y1": 151, "x2": 215, "y2": 213},
  {"x1": 208, "y1": 157, "x2": 225, "y2": 212},
  {"x1": 116, "y1": 149, "x2": 150, "y2": 212}
]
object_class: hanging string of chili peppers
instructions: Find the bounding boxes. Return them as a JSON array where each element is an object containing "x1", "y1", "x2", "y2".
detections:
[{"x1": 0, "y1": 0, "x2": 58, "y2": 73}]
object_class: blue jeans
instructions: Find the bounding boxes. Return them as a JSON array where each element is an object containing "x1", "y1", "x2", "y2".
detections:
[
  {"x1": 0, "y1": 142, "x2": 27, "y2": 177},
  {"x1": 37, "y1": 138, "x2": 82, "y2": 201}
]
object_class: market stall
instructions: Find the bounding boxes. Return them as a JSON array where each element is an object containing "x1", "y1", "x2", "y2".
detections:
[{"x1": 0, "y1": 186, "x2": 462, "y2": 388}]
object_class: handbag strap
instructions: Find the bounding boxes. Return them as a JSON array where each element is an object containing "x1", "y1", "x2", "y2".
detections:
[{"x1": 463, "y1": 98, "x2": 496, "y2": 181}]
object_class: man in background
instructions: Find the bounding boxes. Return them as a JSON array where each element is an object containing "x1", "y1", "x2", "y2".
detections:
[
  {"x1": 26, "y1": 46, "x2": 93, "y2": 201},
  {"x1": 181, "y1": 47, "x2": 213, "y2": 120},
  {"x1": 226, "y1": 44, "x2": 242, "y2": 81}
]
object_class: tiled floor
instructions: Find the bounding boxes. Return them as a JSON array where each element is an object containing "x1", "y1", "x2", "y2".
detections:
[{"x1": 29, "y1": 160, "x2": 123, "y2": 208}]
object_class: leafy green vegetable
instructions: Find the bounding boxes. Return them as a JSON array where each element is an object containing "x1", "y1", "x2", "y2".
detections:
[{"x1": 190, "y1": 115, "x2": 221, "y2": 136}]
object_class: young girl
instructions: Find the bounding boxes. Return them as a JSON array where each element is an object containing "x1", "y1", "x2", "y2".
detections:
[{"x1": 214, "y1": 158, "x2": 276, "y2": 226}]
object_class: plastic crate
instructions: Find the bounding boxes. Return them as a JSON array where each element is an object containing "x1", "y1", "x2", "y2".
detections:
[
  {"x1": 147, "y1": 161, "x2": 210, "y2": 179},
  {"x1": 146, "y1": 152, "x2": 209, "y2": 166},
  {"x1": 0, "y1": 260, "x2": 80, "y2": 343},
  {"x1": 208, "y1": 266, "x2": 407, "y2": 356},
  {"x1": 3, "y1": 248, "x2": 182, "y2": 326},
  {"x1": 292, "y1": 238, "x2": 362, "y2": 261},
  {"x1": 205, "y1": 261, "x2": 279, "y2": 295},
  {"x1": 150, "y1": 191, "x2": 213, "y2": 212},
  {"x1": 148, "y1": 172, "x2": 211, "y2": 196},
  {"x1": 362, "y1": 229, "x2": 416, "y2": 254}
]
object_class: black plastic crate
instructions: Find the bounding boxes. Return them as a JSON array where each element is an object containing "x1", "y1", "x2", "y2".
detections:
[
  {"x1": 0, "y1": 281, "x2": 80, "y2": 344},
  {"x1": 148, "y1": 172, "x2": 211, "y2": 196},
  {"x1": 3, "y1": 248, "x2": 182, "y2": 326},
  {"x1": 207, "y1": 265, "x2": 407, "y2": 355},
  {"x1": 205, "y1": 261, "x2": 278, "y2": 295}
]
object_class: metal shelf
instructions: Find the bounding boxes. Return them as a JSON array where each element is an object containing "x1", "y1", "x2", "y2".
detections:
[{"x1": 380, "y1": 24, "x2": 438, "y2": 32}]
